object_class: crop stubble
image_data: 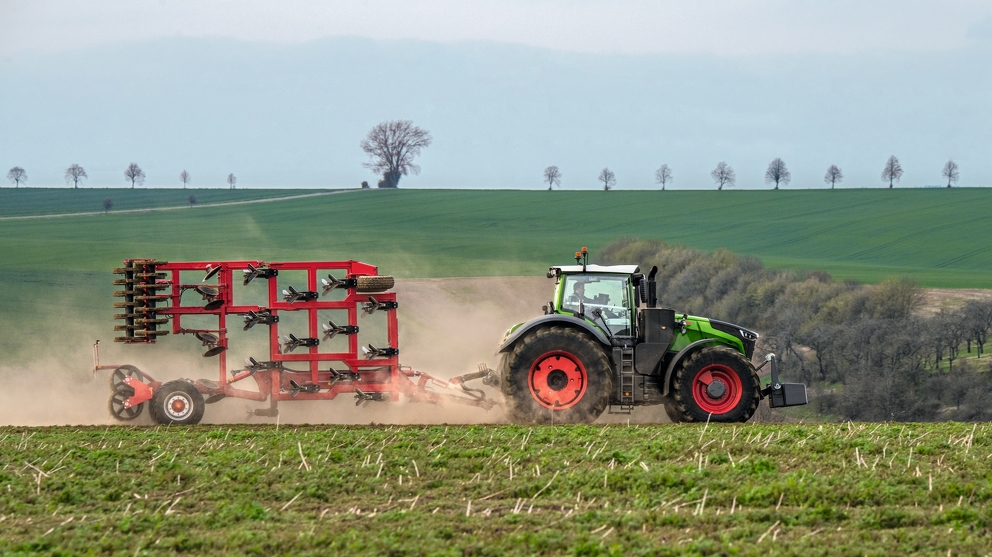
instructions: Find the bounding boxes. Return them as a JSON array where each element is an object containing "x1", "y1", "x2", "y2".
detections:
[{"x1": 1, "y1": 422, "x2": 990, "y2": 555}]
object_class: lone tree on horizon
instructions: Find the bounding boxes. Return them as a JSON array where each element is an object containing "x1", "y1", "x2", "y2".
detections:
[
  {"x1": 882, "y1": 155, "x2": 903, "y2": 188},
  {"x1": 942, "y1": 160, "x2": 960, "y2": 188},
  {"x1": 227, "y1": 173, "x2": 237, "y2": 189},
  {"x1": 102, "y1": 198, "x2": 113, "y2": 213},
  {"x1": 124, "y1": 163, "x2": 145, "y2": 188},
  {"x1": 180, "y1": 169, "x2": 191, "y2": 189},
  {"x1": 598, "y1": 167, "x2": 616, "y2": 191},
  {"x1": 543, "y1": 165, "x2": 561, "y2": 190},
  {"x1": 765, "y1": 158, "x2": 791, "y2": 190},
  {"x1": 655, "y1": 164, "x2": 672, "y2": 190},
  {"x1": 824, "y1": 165, "x2": 843, "y2": 189},
  {"x1": 711, "y1": 162, "x2": 735, "y2": 190},
  {"x1": 64, "y1": 164, "x2": 87, "y2": 188},
  {"x1": 361, "y1": 120, "x2": 432, "y2": 188},
  {"x1": 7, "y1": 167, "x2": 26, "y2": 188}
]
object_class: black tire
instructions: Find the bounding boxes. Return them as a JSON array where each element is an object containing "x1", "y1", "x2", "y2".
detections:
[
  {"x1": 500, "y1": 326, "x2": 612, "y2": 424},
  {"x1": 356, "y1": 275, "x2": 395, "y2": 293},
  {"x1": 662, "y1": 401, "x2": 683, "y2": 424},
  {"x1": 149, "y1": 380, "x2": 205, "y2": 425},
  {"x1": 110, "y1": 365, "x2": 147, "y2": 392},
  {"x1": 669, "y1": 346, "x2": 760, "y2": 423}
]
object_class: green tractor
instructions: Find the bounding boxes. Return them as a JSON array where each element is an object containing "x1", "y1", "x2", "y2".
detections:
[{"x1": 498, "y1": 248, "x2": 808, "y2": 424}]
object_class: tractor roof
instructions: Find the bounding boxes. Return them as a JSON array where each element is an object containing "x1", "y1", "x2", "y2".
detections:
[{"x1": 552, "y1": 264, "x2": 640, "y2": 275}]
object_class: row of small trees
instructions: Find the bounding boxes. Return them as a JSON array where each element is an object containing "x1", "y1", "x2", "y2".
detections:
[
  {"x1": 542, "y1": 156, "x2": 962, "y2": 190},
  {"x1": 4, "y1": 165, "x2": 237, "y2": 189},
  {"x1": 598, "y1": 238, "x2": 992, "y2": 421}
]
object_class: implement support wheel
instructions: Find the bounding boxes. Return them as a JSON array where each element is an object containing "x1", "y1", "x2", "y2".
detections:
[{"x1": 149, "y1": 380, "x2": 206, "y2": 425}]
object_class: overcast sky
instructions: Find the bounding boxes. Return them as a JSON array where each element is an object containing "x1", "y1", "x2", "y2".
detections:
[{"x1": 3, "y1": 0, "x2": 992, "y2": 58}]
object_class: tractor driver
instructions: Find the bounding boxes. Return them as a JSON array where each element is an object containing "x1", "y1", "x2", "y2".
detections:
[{"x1": 569, "y1": 281, "x2": 594, "y2": 305}]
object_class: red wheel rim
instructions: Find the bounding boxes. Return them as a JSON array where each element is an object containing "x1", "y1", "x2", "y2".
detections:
[
  {"x1": 528, "y1": 350, "x2": 588, "y2": 409},
  {"x1": 692, "y1": 364, "x2": 742, "y2": 415}
]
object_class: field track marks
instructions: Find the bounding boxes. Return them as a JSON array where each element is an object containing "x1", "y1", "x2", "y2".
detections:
[{"x1": 0, "y1": 189, "x2": 356, "y2": 221}]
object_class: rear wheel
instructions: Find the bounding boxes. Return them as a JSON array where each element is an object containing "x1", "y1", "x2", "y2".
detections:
[
  {"x1": 500, "y1": 326, "x2": 611, "y2": 424},
  {"x1": 149, "y1": 381, "x2": 205, "y2": 425},
  {"x1": 669, "y1": 346, "x2": 760, "y2": 423}
]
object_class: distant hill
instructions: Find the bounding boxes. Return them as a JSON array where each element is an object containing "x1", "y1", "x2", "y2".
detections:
[{"x1": 1, "y1": 37, "x2": 990, "y2": 190}]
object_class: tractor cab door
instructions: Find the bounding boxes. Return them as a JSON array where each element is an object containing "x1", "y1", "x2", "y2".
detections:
[{"x1": 559, "y1": 274, "x2": 633, "y2": 336}]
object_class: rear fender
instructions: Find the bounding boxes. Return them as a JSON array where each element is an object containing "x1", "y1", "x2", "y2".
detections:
[
  {"x1": 498, "y1": 315, "x2": 611, "y2": 353},
  {"x1": 661, "y1": 339, "x2": 744, "y2": 397}
]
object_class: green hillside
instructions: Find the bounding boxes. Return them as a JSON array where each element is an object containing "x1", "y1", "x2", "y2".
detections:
[
  {"x1": 2, "y1": 188, "x2": 991, "y2": 284},
  {"x1": 1, "y1": 187, "x2": 991, "y2": 360}
]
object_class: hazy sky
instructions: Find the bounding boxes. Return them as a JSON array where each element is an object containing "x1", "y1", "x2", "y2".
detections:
[{"x1": 3, "y1": 0, "x2": 992, "y2": 58}]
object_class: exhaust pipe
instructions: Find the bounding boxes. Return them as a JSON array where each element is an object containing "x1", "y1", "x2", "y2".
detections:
[{"x1": 647, "y1": 266, "x2": 658, "y2": 308}]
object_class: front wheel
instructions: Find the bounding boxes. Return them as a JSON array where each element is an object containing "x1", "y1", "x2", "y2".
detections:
[
  {"x1": 500, "y1": 326, "x2": 612, "y2": 424},
  {"x1": 149, "y1": 380, "x2": 205, "y2": 425},
  {"x1": 669, "y1": 346, "x2": 760, "y2": 423}
]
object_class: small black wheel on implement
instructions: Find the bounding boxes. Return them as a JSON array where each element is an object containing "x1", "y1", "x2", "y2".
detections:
[
  {"x1": 500, "y1": 326, "x2": 611, "y2": 424},
  {"x1": 669, "y1": 346, "x2": 760, "y2": 423},
  {"x1": 110, "y1": 365, "x2": 147, "y2": 393},
  {"x1": 149, "y1": 380, "x2": 205, "y2": 425},
  {"x1": 109, "y1": 389, "x2": 144, "y2": 420}
]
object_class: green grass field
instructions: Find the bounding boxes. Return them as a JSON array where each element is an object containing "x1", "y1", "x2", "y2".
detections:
[
  {"x1": 2, "y1": 187, "x2": 992, "y2": 283},
  {"x1": 2, "y1": 422, "x2": 989, "y2": 555}
]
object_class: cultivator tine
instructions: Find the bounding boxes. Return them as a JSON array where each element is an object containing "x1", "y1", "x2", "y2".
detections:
[
  {"x1": 327, "y1": 367, "x2": 360, "y2": 386},
  {"x1": 282, "y1": 286, "x2": 318, "y2": 304},
  {"x1": 243, "y1": 264, "x2": 277, "y2": 285},
  {"x1": 354, "y1": 388, "x2": 385, "y2": 406},
  {"x1": 362, "y1": 344, "x2": 399, "y2": 360},
  {"x1": 361, "y1": 296, "x2": 398, "y2": 317},
  {"x1": 321, "y1": 320, "x2": 359, "y2": 341},
  {"x1": 321, "y1": 274, "x2": 357, "y2": 296},
  {"x1": 281, "y1": 334, "x2": 319, "y2": 353},
  {"x1": 288, "y1": 380, "x2": 320, "y2": 398},
  {"x1": 243, "y1": 309, "x2": 278, "y2": 330}
]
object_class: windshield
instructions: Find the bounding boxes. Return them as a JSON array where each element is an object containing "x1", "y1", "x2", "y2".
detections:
[{"x1": 560, "y1": 274, "x2": 631, "y2": 334}]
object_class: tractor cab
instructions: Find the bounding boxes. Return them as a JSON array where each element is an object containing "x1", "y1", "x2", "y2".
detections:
[{"x1": 553, "y1": 266, "x2": 637, "y2": 338}]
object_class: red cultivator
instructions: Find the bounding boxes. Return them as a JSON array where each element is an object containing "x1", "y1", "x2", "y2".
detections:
[{"x1": 96, "y1": 259, "x2": 498, "y2": 424}]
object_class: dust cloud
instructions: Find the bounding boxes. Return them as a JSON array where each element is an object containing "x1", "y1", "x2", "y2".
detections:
[{"x1": 0, "y1": 275, "x2": 672, "y2": 426}]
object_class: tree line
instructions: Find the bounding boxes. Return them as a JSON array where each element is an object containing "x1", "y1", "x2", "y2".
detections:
[
  {"x1": 598, "y1": 238, "x2": 992, "y2": 421},
  {"x1": 4, "y1": 164, "x2": 236, "y2": 189},
  {"x1": 543, "y1": 156, "x2": 962, "y2": 191}
]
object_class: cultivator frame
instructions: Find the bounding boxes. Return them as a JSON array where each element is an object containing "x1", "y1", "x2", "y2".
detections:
[{"x1": 97, "y1": 259, "x2": 498, "y2": 424}]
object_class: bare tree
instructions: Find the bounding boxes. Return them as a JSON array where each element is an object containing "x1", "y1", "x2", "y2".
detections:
[
  {"x1": 7, "y1": 167, "x2": 26, "y2": 188},
  {"x1": 765, "y1": 158, "x2": 791, "y2": 190},
  {"x1": 824, "y1": 165, "x2": 843, "y2": 189},
  {"x1": 711, "y1": 162, "x2": 735, "y2": 190},
  {"x1": 544, "y1": 166, "x2": 562, "y2": 190},
  {"x1": 124, "y1": 163, "x2": 145, "y2": 188},
  {"x1": 180, "y1": 169, "x2": 191, "y2": 189},
  {"x1": 64, "y1": 164, "x2": 87, "y2": 188},
  {"x1": 361, "y1": 120, "x2": 433, "y2": 188},
  {"x1": 598, "y1": 167, "x2": 616, "y2": 191},
  {"x1": 188, "y1": 195, "x2": 197, "y2": 207},
  {"x1": 102, "y1": 198, "x2": 113, "y2": 213},
  {"x1": 882, "y1": 156, "x2": 903, "y2": 188},
  {"x1": 942, "y1": 160, "x2": 959, "y2": 188},
  {"x1": 227, "y1": 173, "x2": 237, "y2": 189},
  {"x1": 655, "y1": 164, "x2": 672, "y2": 190}
]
